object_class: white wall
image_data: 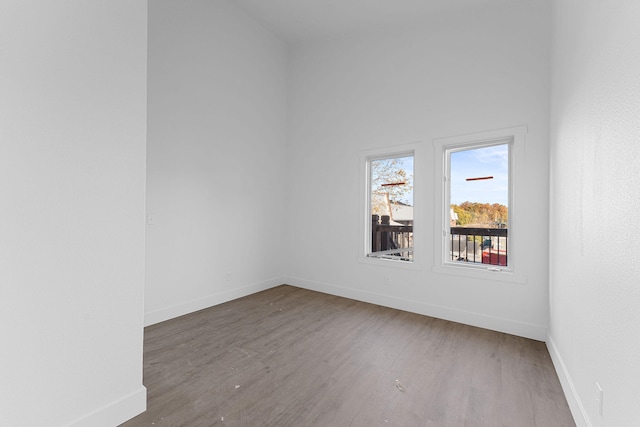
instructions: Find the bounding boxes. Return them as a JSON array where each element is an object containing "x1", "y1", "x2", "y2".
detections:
[
  {"x1": 548, "y1": 0, "x2": 640, "y2": 425},
  {"x1": 286, "y1": 1, "x2": 552, "y2": 340},
  {"x1": 0, "y1": 2, "x2": 147, "y2": 426},
  {"x1": 145, "y1": 0, "x2": 288, "y2": 325}
]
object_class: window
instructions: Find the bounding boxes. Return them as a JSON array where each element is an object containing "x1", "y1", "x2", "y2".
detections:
[
  {"x1": 433, "y1": 127, "x2": 526, "y2": 282},
  {"x1": 449, "y1": 143, "x2": 509, "y2": 266},
  {"x1": 363, "y1": 150, "x2": 414, "y2": 263}
]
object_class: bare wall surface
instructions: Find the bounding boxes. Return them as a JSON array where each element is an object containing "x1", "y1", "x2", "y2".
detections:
[
  {"x1": 285, "y1": 2, "x2": 552, "y2": 340},
  {"x1": 549, "y1": 0, "x2": 640, "y2": 425},
  {"x1": 0, "y1": 1, "x2": 148, "y2": 426},
  {"x1": 145, "y1": 0, "x2": 288, "y2": 325}
]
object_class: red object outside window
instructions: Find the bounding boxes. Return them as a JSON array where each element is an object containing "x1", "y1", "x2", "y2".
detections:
[{"x1": 482, "y1": 249, "x2": 507, "y2": 266}]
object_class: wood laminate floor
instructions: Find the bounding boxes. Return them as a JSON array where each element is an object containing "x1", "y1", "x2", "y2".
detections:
[{"x1": 120, "y1": 285, "x2": 575, "y2": 427}]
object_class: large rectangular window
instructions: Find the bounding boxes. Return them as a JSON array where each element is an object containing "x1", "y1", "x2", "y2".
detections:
[
  {"x1": 449, "y1": 143, "x2": 509, "y2": 266},
  {"x1": 434, "y1": 126, "x2": 526, "y2": 282},
  {"x1": 367, "y1": 153, "x2": 414, "y2": 262}
]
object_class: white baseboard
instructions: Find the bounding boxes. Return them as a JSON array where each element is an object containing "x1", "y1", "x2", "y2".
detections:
[
  {"x1": 66, "y1": 386, "x2": 146, "y2": 427},
  {"x1": 144, "y1": 277, "x2": 284, "y2": 326},
  {"x1": 284, "y1": 276, "x2": 547, "y2": 341},
  {"x1": 546, "y1": 334, "x2": 590, "y2": 427}
]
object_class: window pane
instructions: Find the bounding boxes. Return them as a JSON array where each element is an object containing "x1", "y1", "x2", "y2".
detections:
[
  {"x1": 369, "y1": 155, "x2": 413, "y2": 261},
  {"x1": 449, "y1": 144, "x2": 508, "y2": 266}
]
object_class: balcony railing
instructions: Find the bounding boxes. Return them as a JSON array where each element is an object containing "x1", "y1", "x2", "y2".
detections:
[
  {"x1": 450, "y1": 226, "x2": 508, "y2": 266},
  {"x1": 369, "y1": 219, "x2": 506, "y2": 265},
  {"x1": 370, "y1": 215, "x2": 413, "y2": 261}
]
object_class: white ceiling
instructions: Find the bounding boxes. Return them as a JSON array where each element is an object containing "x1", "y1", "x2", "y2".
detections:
[{"x1": 232, "y1": 0, "x2": 518, "y2": 44}]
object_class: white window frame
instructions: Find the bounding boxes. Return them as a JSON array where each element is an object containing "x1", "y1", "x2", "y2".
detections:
[
  {"x1": 433, "y1": 126, "x2": 527, "y2": 283},
  {"x1": 359, "y1": 143, "x2": 422, "y2": 270}
]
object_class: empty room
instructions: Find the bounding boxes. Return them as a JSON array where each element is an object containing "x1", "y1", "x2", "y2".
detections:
[{"x1": 2, "y1": 0, "x2": 639, "y2": 426}]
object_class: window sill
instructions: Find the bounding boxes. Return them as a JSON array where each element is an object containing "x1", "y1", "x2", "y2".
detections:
[
  {"x1": 359, "y1": 255, "x2": 423, "y2": 271},
  {"x1": 432, "y1": 262, "x2": 526, "y2": 284}
]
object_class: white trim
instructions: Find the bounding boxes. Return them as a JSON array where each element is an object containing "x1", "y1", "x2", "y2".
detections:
[
  {"x1": 433, "y1": 126, "x2": 527, "y2": 284},
  {"x1": 432, "y1": 262, "x2": 525, "y2": 283},
  {"x1": 285, "y1": 276, "x2": 546, "y2": 341},
  {"x1": 66, "y1": 386, "x2": 147, "y2": 427},
  {"x1": 546, "y1": 334, "x2": 589, "y2": 427},
  {"x1": 358, "y1": 142, "x2": 424, "y2": 271},
  {"x1": 144, "y1": 276, "x2": 284, "y2": 326},
  {"x1": 358, "y1": 254, "x2": 423, "y2": 270}
]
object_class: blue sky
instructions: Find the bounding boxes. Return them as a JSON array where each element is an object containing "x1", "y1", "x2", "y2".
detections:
[
  {"x1": 371, "y1": 146, "x2": 508, "y2": 207},
  {"x1": 450, "y1": 144, "x2": 509, "y2": 206}
]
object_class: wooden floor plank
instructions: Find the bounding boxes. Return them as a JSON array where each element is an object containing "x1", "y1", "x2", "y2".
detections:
[{"x1": 120, "y1": 285, "x2": 574, "y2": 427}]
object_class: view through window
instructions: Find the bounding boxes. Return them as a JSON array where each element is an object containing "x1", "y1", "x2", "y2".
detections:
[
  {"x1": 449, "y1": 143, "x2": 509, "y2": 266},
  {"x1": 369, "y1": 154, "x2": 414, "y2": 261}
]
